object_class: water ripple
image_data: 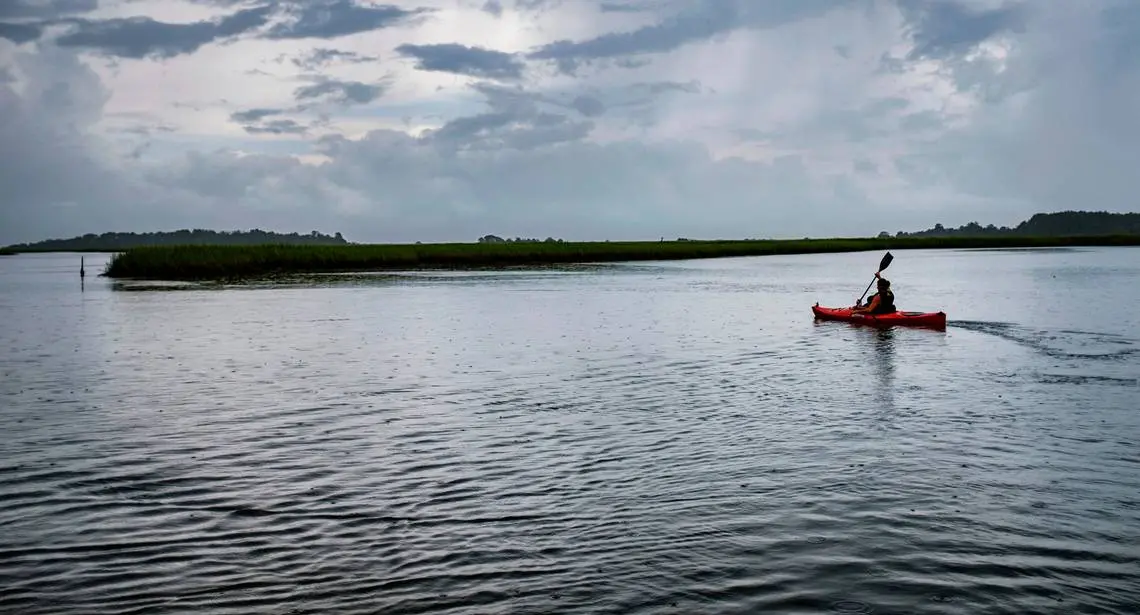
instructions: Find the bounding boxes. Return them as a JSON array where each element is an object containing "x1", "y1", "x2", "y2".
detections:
[{"x1": 3, "y1": 252, "x2": 1140, "y2": 614}]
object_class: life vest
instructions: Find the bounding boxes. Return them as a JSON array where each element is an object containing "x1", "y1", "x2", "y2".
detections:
[{"x1": 869, "y1": 289, "x2": 896, "y2": 314}]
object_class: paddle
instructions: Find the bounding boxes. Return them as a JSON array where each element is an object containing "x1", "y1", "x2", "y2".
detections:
[{"x1": 857, "y1": 251, "x2": 893, "y2": 306}]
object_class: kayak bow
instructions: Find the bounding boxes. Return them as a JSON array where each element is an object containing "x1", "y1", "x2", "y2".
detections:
[{"x1": 812, "y1": 303, "x2": 947, "y2": 330}]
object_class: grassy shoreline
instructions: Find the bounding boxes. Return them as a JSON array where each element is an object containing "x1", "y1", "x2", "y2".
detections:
[{"x1": 98, "y1": 234, "x2": 1140, "y2": 281}]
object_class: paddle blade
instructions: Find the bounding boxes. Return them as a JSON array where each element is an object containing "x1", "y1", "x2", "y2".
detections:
[{"x1": 878, "y1": 251, "x2": 893, "y2": 272}]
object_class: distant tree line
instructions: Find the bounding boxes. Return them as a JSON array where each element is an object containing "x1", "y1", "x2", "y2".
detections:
[
  {"x1": 4, "y1": 229, "x2": 350, "y2": 252},
  {"x1": 478, "y1": 235, "x2": 564, "y2": 243},
  {"x1": 6, "y1": 210, "x2": 1137, "y2": 254},
  {"x1": 889, "y1": 211, "x2": 1140, "y2": 238}
]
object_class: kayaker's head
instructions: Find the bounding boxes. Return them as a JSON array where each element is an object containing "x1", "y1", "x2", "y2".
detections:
[{"x1": 877, "y1": 277, "x2": 890, "y2": 291}]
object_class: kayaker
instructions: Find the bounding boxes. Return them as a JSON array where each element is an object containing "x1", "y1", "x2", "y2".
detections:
[{"x1": 853, "y1": 273, "x2": 896, "y2": 314}]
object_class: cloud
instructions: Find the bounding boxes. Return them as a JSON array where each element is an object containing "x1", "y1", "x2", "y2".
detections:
[
  {"x1": 392, "y1": 80, "x2": 594, "y2": 151},
  {"x1": 0, "y1": 22, "x2": 42, "y2": 44},
  {"x1": 264, "y1": 0, "x2": 431, "y2": 40},
  {"x1": 154, "y1": 127, "x2": 838, "y2": 243},
  {"x1": 288, "y1": 48, "x2": 378, "y2": 70},
  {"x1": 243, "y1": 118, "x2": 308, "y2": 135},
  {"x1": 599, "y1": 1, "x2": 665, "y2": 13},
  {"x1": 52, "y1": 5, "x2": 274, "y2": 59},
  {"x1": 527, "y1": 0, "x2": 851, "y2": 70},
  {"x1": 395, "y1": 43, "x2": 525, "y2": 80},
  {"x1": 513, "y1": 0, "x2": 562, "y2": 12},
  {"x1": 569, "y1": 95, "x2": 604, "y2": 116},
  {"x1": 481, "y1": 0, "x2": 503, "y2": 18},
  {"x1": 527, "y1": 2, "x2": 744, "y2": 67},
  {"x1": 634, "y1": 79, "x2": 699, "y2": 94},
  {"x1": 3, "y1": 0, "x2": 1140, "y2": 247},
  {"x1": 0, "y1": 0, "x2": 97, "y2": 19},
  {"x1": 0, "y1": 48, "x2": 145, "y2": 242},
  {"x1": 293, "y1": 77, "x2": 387, "y2": 106},
  {"x1": 898, "y1": 1, "x2": 1140, "y2": 215},
  {"x1": 228, "y1": 107, "x2": 313, "y2": 134},
  {"x1": 900, "y1": 0, "x2": 1028, "y2": 60},
  {"x1": 453, "y1": 78, "x2": 700, "y2": 124},
  {"x1": 427, "y1": 110, "x2": 593, "y2": 151},
  {"x1": 231, "y1": 108, "x2": 284, "y2": 123}
]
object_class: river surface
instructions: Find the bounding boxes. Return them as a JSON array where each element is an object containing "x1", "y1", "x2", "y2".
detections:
[{"x1": 2, "y1": 248, "x2": 1138, "y2": 614}]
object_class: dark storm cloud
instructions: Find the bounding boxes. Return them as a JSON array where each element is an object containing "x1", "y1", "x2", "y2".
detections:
[
  {"x1": 0, "y1": 21, "x2": 42, "y2": 43},
  {"x1": 395, "y1": 43, "x2": 525, "y2": 80},
  {"x1": 527, "y1": 0, "x2": 849, "y2": 67},
  {"x1": 0, "y1": 48, "x2": 146, "y2": 245},
  {"x1": 242, "y1": 118, "x2": 308, "y2": 135},
  {"x1": 421, "y1": 81, "x2": 594, "y2": 151},
  {"x1": 455, "y1": 77, "x2": 701, "y2": 124},
  {"x1": 570, "y1": 95, "x2": 605, "y2": 117},
  {"x1": 294, "y1": 78, "x2": 386, "y2": 105},
  {"x1": 468, "y1": 81, "x2": 542, "y2": 115},
  {"x1": 468, "y1": 81, "x2": 603, "y2": 118},
  {"x1": 230, "y1": 108, "x2": 283, "y2": 123},
  {"x1": 228, "y1": 107, "x2": 310, "y2": 134},
  {"x1": 902, "y1": 2, "x2": 1140, "y2": 218},
  {"x1": 227, "y1": 79, "x2": 384, "y2": 134},
  {"x1": 53, "y1": 4, "x2": 273, "y2": 59},
  {"x1": 1098, "y1": 2, "x2": 1140, "y2": 73},
  {"x1": 599, "y1": 1, "x2": 660, "y2": 13},
  {"x1": 264, "y1": 0, "x2": 431, "y2": 40},
  {"x1": 635, "y1": 80, "x2": 700, "y2": 94},
  {"x1": 528, "y1": 1, "x2": 741, "y2": 64},
  {"x1": 899, "y1": 0, "x2": 1028, "y2": 60},
  {"x1": 429, "y1": 111, "x2": 592, "y2": 151},
  {"x1": 430, "y1": 112, "x2": 517, "y2": 141},
  {"x1": 0, "y1": 0, "x2": 97, "y2": 19},
  {"x1": 481, "y1": 0, "x2": 503, "y2": 17},
  {"x1": 9, "y1": 1, "x2": 1140, "y2": 248},
  {"x1": 228, "y1": 107, "x2": 314, "y2": 135},
  {"x1": 290, "y1": 48, "x2": 377, "y2": 71}
]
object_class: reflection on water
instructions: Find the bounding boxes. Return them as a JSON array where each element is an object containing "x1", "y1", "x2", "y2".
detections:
[
  {"x1": 868, "y1": 327, "x2": 896, "y2": 413},
  {"x1": 1, "y1": 249, "x2": 1139, "y2": 615}
]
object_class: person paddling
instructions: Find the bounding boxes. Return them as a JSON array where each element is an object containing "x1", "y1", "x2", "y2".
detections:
[{"x1": 853, "y1": 273, "x2": 896, "y2": 315}]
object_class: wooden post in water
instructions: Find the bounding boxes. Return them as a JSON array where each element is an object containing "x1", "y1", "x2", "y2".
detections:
[{"x1": 80, "y1": 257, "x2": 86, "y2": 278}]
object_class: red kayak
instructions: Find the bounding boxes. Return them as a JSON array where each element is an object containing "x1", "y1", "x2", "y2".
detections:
[{"x1": 812, "y1": 303, "x2": 947, "y2": 330}]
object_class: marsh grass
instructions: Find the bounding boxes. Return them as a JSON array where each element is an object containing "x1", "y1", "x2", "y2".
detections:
[{"x1": 102, "y1": 235, "x2": 1140, "y2": 281}]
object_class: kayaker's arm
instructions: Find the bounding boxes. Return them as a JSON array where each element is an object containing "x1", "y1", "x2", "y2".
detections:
[
  {"x1": 853, "y1": 271, "x2": 885, "y2": 313},
  {"x1": 853, "y1": 294, "x2": 881, "y2": 314}
]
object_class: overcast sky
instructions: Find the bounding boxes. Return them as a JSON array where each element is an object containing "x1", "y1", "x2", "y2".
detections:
[{"x1": 1, "y1": 0, "x2": 1137, "y2": 244}]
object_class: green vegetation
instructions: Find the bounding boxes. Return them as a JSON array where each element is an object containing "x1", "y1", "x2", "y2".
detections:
[
  {"x1": 104, "y1": 234, "x2": 1140, "y2": 281},
  {"x1": 8, "y1": 209, "x2": 1139, "y2": 278},
  {"x1": 0, "y1": 248, "x2": 14, "y2": 256},
  {"x1": 3, "y1": 229, "x2": 348, "y2": 253},
  {"x1": 895, "y1": 210, "x2": 1140, "y2": 238},
  {"x1": 477, "y1": 235, "x2": 564, "y2": 243}
]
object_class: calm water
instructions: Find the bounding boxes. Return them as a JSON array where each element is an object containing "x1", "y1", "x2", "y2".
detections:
[{"x1": 1, "y1": 248, "x2": 1138, "y2": 615}]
